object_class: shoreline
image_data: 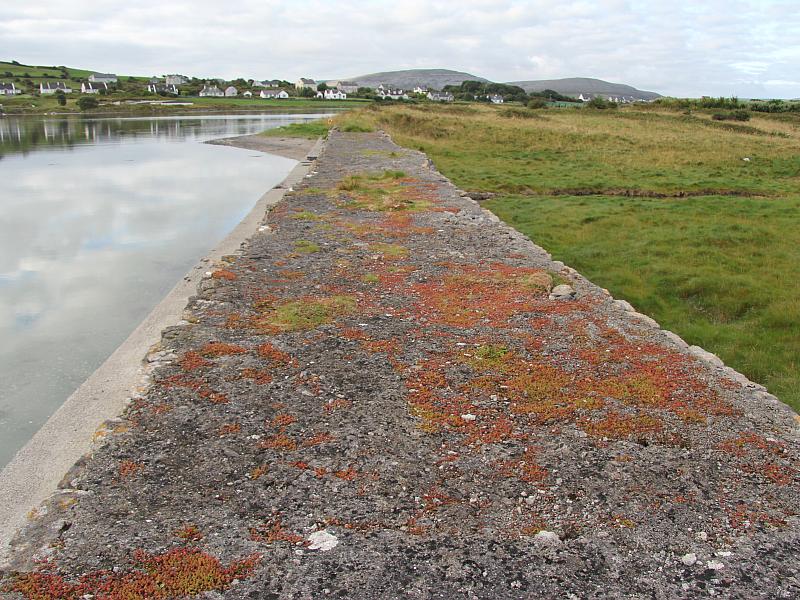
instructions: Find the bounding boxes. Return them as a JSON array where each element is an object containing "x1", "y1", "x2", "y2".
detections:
[
  {"x1": 0, "y1": 134, "x2": 323, "y2": 566},
  {"x1": 206, "y1": 133, "x2": 320, "y2": 161}
]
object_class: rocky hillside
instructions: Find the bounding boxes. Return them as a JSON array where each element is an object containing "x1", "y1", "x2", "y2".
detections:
[
  {"x1": 509, "y1": 77, "x2": 661, "y2": 100},
  {"x1": 349, "y1": 68, "x2": 488, "y2": 90}
]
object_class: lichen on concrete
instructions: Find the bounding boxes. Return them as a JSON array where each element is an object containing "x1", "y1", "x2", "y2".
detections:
[{"x1": 2, "y1": 130, "x2": 799, "y2": 599}]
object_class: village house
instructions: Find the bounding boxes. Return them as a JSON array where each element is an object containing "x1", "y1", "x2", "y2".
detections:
[
  {"x1": 489, "y1": 94, "x2": 504, "y2": 104},
  {"x1": 146, "y1": 83, "x2": 179, "y2": 95},
  {"x1": 260, "y1": 89, "x2": 289, "y2": 99},
  {"x1": 295, "y1": 78, "x2": 316, "y2": 90},
  {"x1": 242, "y1": 90, "x2": 253, "y2": 97},
  {"x1": 81, "y1": 81, "x2": 108, "y2": 94},
  {"x1": 577, "y1": 93, "x2": 594, "y2": 102},
  {"x1": 165, "y1": 74, "x2": 188, "y2": 86},
  {"x1": 88, "y1": 73, "x2": 117, "y2": 84},
  {"x1": 199, "y1": 84, "x2": 224, "y2": 97},
  {"x1": 326, "y1": 80, "x2": 359, "y2": 94},
  {"x1": 224, "y1": 86, "x2": 238, "y2": 97},
  {"x1": 427, "y1": 91, "x2": 454, "y2": 102},
  {"x1": 316, "y1": 88, "x2": 347, "y2": 100},
  {"x1": 40, "y1": 81, "x2": 72, "y2": 94},
  {"x1": 376, "y1": 84, "x2": 408, "y2": 100},
  {"x1": 413, "y1": 86, "x2": 429, "y2": 94},
  {"x1": 253, "y1": 79, "x2": 282, "y2": 88},
  {"x1": 0, "y1": 82, "x2": 22, "y2": 95}
]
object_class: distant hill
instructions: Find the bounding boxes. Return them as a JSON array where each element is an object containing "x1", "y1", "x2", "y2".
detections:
[
  {"x1": 349, "y1": 69, "x2": 489, "y2": 90},
  {"x1": 508, "y1": 77, "x2": 661, "y2": 100}
]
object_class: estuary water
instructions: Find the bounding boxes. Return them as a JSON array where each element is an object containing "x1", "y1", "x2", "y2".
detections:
[{"x1": 0, "y1": 112, "x2": 327, "y2": 467}]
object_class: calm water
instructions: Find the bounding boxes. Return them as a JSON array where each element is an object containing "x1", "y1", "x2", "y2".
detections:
[{"x1": 0, "y1": 113, "x2": 327, "y2": 467}]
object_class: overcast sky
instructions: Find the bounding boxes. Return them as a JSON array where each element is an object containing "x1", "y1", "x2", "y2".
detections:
[{"x1": 2, "y1": 0, "x2": 798, "y2": 98}]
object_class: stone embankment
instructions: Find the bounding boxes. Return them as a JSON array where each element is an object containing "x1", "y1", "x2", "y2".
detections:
[{"x1": 2, "y1": 131, "x2": 798, "y2": 599}]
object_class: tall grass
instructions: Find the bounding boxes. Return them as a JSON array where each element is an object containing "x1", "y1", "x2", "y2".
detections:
[{"x1": 338, "y1": 104, "x2": 800, "y2": 410}]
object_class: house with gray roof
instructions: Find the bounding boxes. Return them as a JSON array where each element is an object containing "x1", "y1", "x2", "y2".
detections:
[
  {"x1": 260, "y1": 89, "x2": 289, "y2": 99},
  {"x1": 376, "y1": 84, "x2": 408, "y2": 100},
  {"x1": 0, "y1": 82, "x2": 22, "y2": 95},
  {"x1": 88, "y1": 73, "x2": 117, "y2": 83},
  {"x1": 81, "y1": 81, "x2": 108, "y2": 94},
  {"x1": 295, "y1": 78, "x2": 316, "y2": 90},
  {"x1": 40, "y1": 81, "x2": 72, "y2": 94},
  {"x1": 165, "y1": 74, "x2": 188, "y2": 86},
  {"x1": 427, "y1": 91, "x2": 454, "y2": 102},
  {"x1": 199, "y1": 85, "x2": 224, "y2": 97},
  {"x1": 147, "y1": 83, "x2": 179, "y2": 95}
]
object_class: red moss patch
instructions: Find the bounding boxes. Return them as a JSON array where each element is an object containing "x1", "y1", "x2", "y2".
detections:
[
  {"x1": 211, "y1": 269, "x2": 237, "y2": 281},
  {"x1": 200, "y1": 342, "x2": 247, "y2": 357},
  {"x1": 179, "y1": 351, "x2": 209, "y2": 372},
  {"x1": 4, "y1": 548, "x2": 260, "y2": 600}
]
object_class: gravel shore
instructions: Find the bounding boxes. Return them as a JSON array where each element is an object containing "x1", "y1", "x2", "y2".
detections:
[{"x1": 2, "y1": 130, "x2": 798, "y2": 599}]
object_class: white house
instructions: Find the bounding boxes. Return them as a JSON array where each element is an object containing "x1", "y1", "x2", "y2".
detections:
[
  {"x1": 413, "y1": 86, "x2": 429, "y2": 94},
  {"x1": 489, "y1": 94, "x2": 504, "y2": 104},
  {"x1": 199, "y1": 85, "x2": 224, "y2": 97},
  {"x1": 146, "y1": 83, "x2": 179, "y2": 95},
  {"x1": 81, "y1": 81, "x2": 108, "y2": 94},
  {"x1": 224, "y1": 86, "x2": 238, "y2": 97},
  {"x1": 40, "y1": 81, "x2": 72, "y2": 94},
  {"x1": 260, "y1": 89, "x2": 289, "y2": 99},
  {"x1": 0, "y1": 82, "x2": 22, "y2": 95},
  {"x1": 242, "y1": 90, "x2": 253, "y2": 97},
  {"x1": 376, "y1": 84, "x2": 408, "y2": 100},
  {"x1": 88, "y1": 73, "x2": 117, "y2": 83},
  {"x1": 577, "y1": 93, "x2": 594, "y2": 102},
  {"x1": 316, "y1": 89, "x2": 347, "y2": 100},
  {"x1": 427, "y1": 91, "x2": 454, "y2": 102},
  {"x1": 253, "y1": 79, "x2": 281, "y2": 88},
  {"x1": 295, "y1": 78, "x2": 316, "y2": 90},
  {"x1": 165, "y1": 74, "x2": 188, "y2": 85}
]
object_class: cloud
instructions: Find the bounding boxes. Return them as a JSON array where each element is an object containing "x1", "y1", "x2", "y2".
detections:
[{"x1": 1, "y1": 0, "x2": 798, "y2": 97}]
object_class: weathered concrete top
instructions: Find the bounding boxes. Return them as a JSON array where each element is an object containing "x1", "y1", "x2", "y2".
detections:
[{"x1": 2, "y1": 131, "x2": 798, "y2": 599}]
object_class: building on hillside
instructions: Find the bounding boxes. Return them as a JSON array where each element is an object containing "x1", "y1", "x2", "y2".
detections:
[
  {"x1": 413, "y1": 86, "x2": 429, "y2": 94},
  {"x1": 327, "y1": 80, "x2": 359, "y2": 94},
  {"x1": 316, "y1": 89, "x2": 347, "y2": 100},
  {"x1": 489, "y1": 94, "x2": 504, "y2": 104},
  {"x1": 253, "y1": 79, "x2": 282, "y2": 88},
  {"x1": 376, "y1": 84, "x2": 408, "y2": 100},
  {"x1": 165, "y1": 74, "x2": 188, "y2": 86},
  {"x1": 146, "y1": 83, "x2": 179, "y2": 95},
  {"x1": 88, "y1": 73, "x2": 117, "y2": 83},
  {"x1": 81, "y1": 81, "x2": 108, "y2": 94},
  {"x1": 224, "y1": 86, "x2": 238, "y2": 97},
  {"x1": 295, "y1": 78, "x2": 316, "y2": 90},
  {"x1": 577, "y1": 93, "x2": 594, "y2": 102},
  {"x1": 260, "y1": 89, "x2": 289, "y2": 99},
  {"x1": 0, "y1": 82, "x2": 22, "y2": 95},
  {"x1": 427, "y1": 91, "x2": 454, "y2": 102},
  {"x1": 40, "y1": 81, "x2": 72, "y2": 94},
  {"x1": 199, "y1": 85, "x2": 224, "y2": 97}
]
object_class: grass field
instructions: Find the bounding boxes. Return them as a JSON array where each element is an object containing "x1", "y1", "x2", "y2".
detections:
[
  {"x1": 334, "y1": 104, "x2": 800, "y2": 410},
  {"x1": 0, "y1": 93, "x2": 363, "y2": 115}
]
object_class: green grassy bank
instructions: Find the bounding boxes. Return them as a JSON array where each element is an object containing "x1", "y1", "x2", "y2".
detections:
[{"x1": 332, "y1": 104, "x2": 800, "y2": 410}]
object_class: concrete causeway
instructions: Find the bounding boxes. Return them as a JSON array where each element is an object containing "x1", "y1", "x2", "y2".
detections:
[{"x1": 1, "y1": 131, "x2": 798, "y2": 598}]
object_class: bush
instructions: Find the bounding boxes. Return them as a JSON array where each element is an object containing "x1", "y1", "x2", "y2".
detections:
[
  {"x1": 77, "y1": 96, "x2": 99, "y2": 111},
  {"x1": 527, "y1": 97, "x2": 547, "y2": 109},
  {"x1": 711, "y1": 110, "x2": 751, "y2": 122},
  {"x1": 587, "y1": 96, "x2": 617, "y2": 109},
  {"x1": 499, "y1": 107, "x2": 542, "y2": 119}
]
